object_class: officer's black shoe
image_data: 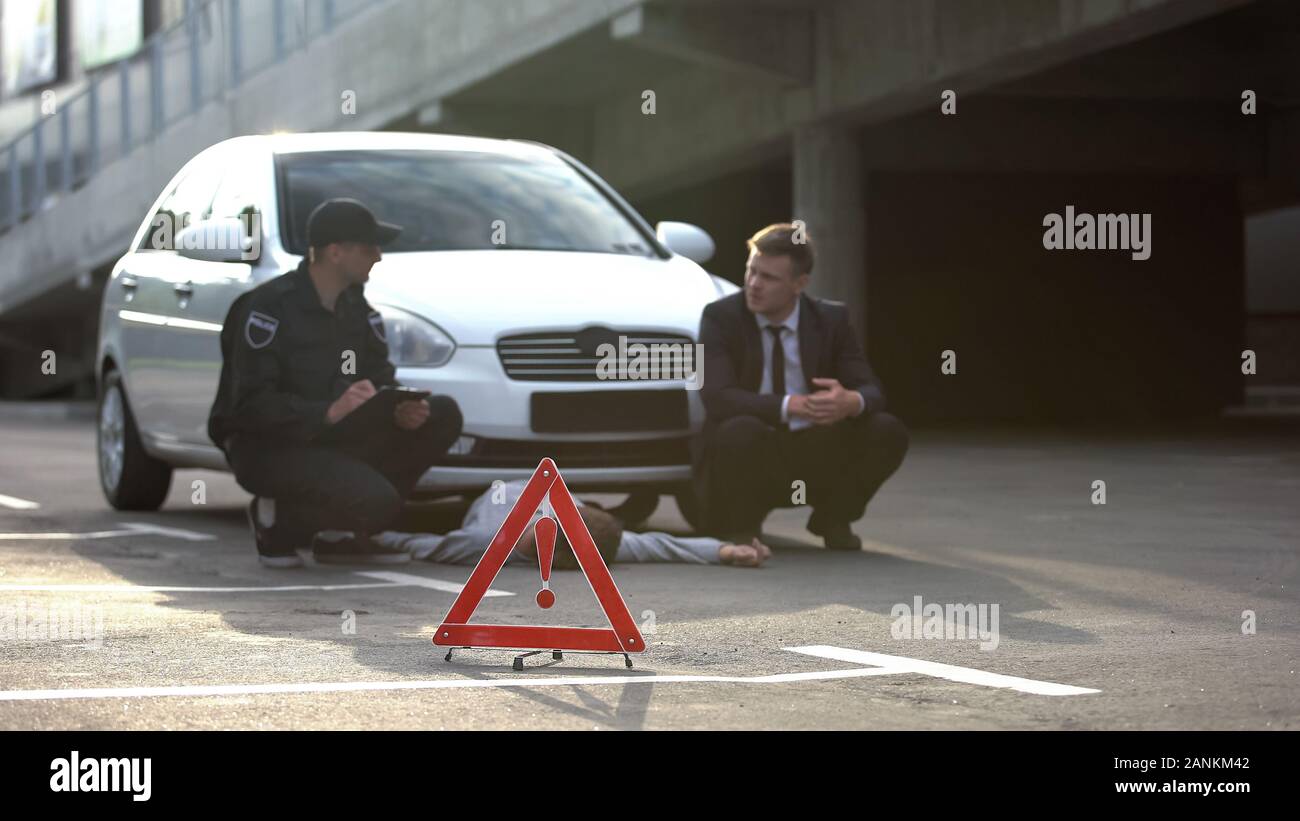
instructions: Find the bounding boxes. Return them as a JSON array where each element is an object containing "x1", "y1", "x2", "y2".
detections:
[
  {"x1": 808, "y1": 517, "x2": 862, "y2": 551},
  {"x1": 311, "y1": 531, "x2": 411, "y2": 565},
  {"x1": 247, "y1": 498, "x2": 305, "y2": 569}
]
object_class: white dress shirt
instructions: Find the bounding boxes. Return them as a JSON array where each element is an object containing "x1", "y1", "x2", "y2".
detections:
[{"x1": 756, "y1": 299, "x2": 864, "y2": 431}]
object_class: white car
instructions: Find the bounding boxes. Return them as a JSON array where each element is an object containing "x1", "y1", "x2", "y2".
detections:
[{"x1": 95, "y1": 132, "x2": 734, "y2": 524}]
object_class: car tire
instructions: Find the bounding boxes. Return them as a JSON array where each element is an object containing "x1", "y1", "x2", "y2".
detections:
[
  {"x1": 98, "y1": 369, "x2": 172, "y2": 511},
  {"x1": 607, "y1": 490, "x2": 660, "y2": 527},
  {"x1": 674, "y1": 485, "x2": 707, "y2": 534}
]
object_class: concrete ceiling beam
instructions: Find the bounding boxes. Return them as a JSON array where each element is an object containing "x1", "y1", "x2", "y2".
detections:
[{"x1": 610, "y1": 3, "x2": 813, "y2": 86}]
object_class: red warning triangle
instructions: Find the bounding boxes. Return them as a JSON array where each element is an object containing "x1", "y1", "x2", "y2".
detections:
[{"x1": 433, "y1": 458, "x2": 645, "y2": 655}]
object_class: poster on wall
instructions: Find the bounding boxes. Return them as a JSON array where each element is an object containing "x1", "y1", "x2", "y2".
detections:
[
  {"x1": 1, "y1": 0, "x2": 59, "y2": 96},
  {"x1": 77, "y1": 0, "x2": 143, "y2": 69}
]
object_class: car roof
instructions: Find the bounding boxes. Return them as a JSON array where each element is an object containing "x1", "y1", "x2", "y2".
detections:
[{"x1": 229, "y1": 131, "x2": 562, "y2": 161}]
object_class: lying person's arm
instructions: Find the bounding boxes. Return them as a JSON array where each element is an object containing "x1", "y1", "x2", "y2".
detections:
[
  {"x1": 616, "y1": 531, "x2": 720, "y2": 564},
  {"x1": 616, "y1": 532, "x2": 769, "y2": 567},
  {"x1": 372, "y1": 528, "x2": 530, "y2": 565}
]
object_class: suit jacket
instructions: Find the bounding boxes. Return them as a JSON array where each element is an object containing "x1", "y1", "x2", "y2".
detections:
[{"x1": 691, "y1": 291, "x2": 887, "y2": 479}]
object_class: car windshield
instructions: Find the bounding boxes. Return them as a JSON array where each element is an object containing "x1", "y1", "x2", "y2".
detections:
[{"x1": 276, "y1": 149, "x2": 655, "y2": 256}]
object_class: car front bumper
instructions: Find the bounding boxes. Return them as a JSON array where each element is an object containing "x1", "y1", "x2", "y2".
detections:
[{"x1": 398, "y1": 348, "x2": 701, "y2": 495}]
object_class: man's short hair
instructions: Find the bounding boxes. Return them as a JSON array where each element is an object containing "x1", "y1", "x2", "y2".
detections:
[
  {"x1": 553, "y1": 506, "x2": 623, "y2": 570},
  {"x1": 747, "y1": 222, "x2": 814, "y2": 277}
]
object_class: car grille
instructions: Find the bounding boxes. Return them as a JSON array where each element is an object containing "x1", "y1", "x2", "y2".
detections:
[
  {"x1": 437, "y1": 436, "x2": 691, "y2": 468},
  {"x1": 497, "y1": 328, "x2": 695, "y2": 382},
  {"x1": 531, "y1": 390, "x2": 688, "y2": 433}
]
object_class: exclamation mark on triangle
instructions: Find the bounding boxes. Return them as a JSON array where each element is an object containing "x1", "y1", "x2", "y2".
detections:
[{"x1": 535, "y1": 516, "x2": 556, "y2": 609}]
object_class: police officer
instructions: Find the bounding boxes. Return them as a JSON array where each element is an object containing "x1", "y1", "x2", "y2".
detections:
[{"x1": 208, "y1": 198, "x2": 464, "y2": 567}]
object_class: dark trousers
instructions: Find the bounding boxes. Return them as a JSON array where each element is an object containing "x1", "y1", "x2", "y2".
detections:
[
  {"x1": 226, "y1": 396, "x2": 463, "y2": 548},
  {"x1": 700, "y1": 411, "x2": 909, "y2": 541}
]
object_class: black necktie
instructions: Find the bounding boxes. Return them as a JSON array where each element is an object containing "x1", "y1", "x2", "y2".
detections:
[{"x1": 767, "y1": 325, "x2": 786, "y2": 397}]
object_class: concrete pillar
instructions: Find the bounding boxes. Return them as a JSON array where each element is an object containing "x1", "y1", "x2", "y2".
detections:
[{"x1": 793, "y1": 123, "x2": 866, "y2": 341}]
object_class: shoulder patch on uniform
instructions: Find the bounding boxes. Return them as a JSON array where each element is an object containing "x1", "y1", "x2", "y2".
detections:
[
  {"x1": 244, "y1": 311, "x2": 279, "y2": 349},
  {"x1": 368, "y1": 310, "x2": 387, "y2": 343}
]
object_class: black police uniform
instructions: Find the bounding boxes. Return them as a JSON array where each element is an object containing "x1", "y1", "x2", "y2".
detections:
[{"x1": 208, "y1": 256, "x2": 463, "y2": 550}]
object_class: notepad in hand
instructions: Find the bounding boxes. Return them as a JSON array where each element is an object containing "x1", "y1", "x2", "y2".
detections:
[{"x1": 315, "y1": 385, "x2": 431, "y2": 444}]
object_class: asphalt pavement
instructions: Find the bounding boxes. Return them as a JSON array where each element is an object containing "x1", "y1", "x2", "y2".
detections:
[{"x1": 0, "y1": 410, "x2": 1296, "y2": 729}]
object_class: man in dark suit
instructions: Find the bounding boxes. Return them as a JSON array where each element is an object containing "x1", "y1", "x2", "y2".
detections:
[{"x1": 693, "y1": 223, "x2": 909, "y2": 550}]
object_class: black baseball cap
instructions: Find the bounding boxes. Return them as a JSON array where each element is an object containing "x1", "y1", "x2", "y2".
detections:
[{"x1": 306, "y1": 198, "x2": 402, "y2": 248}]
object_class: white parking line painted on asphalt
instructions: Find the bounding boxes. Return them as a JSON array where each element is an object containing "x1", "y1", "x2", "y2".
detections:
[
  {"x1": 0, "y1": 494, "x2": 40, "y2": 510},
  {"x1": 0, "y1": 582, "x2": 410, "y2": 593},
  {"x1": 786, "y1": 645, "x2": 1101, "y2": 696},
  {"x1": 0, "y1": 529, "x2": 133, "y2": 540},
  {"x1": 121, "y1": 522, "x2": 216, "y2": 541},
  {"x1": 0, "y1": 646, "x2": 1098, "y2": 702},
  {"x1": 0, "y1": 667, "x2": 901, "y2": 702},
  {"x1": 355, "y1": 570, "x2": 513, "y2": 598},
  {"x1": 0, "y1": 571, "x2": 513, "y2": 596},
  {"x1": 0, "y1": 522, "x2": 215, "y2": 541}
]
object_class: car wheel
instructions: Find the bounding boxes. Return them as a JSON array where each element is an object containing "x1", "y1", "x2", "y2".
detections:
[
  {"x1": 607, "y1": 490, "x2": 660, "y2": 527},
  {"x1": 674, "y1": 485, "x2": 707, "y2": 533},
  {"x1": 98, "y1": 370, "x2": 172, "y2": 511}
]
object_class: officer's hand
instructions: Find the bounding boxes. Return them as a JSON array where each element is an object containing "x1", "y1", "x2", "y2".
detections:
[
  {"x1": 394, "y1": 399, "x2": 430, "y2": 430},
  {"x1": 326, "y1": 379, "x2": 377, "y2": 424}
]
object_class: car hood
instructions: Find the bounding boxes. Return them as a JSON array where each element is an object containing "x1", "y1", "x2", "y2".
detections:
[{"x1": 361, "y1": 250, "x2": 724, "y2": 344}]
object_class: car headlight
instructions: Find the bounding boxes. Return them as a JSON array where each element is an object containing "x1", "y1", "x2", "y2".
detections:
[{"x1": 372, "y1": 305, "x2": 456, "y2": 367}]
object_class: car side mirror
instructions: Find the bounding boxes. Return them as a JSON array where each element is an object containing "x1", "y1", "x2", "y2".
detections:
[
  {"x1": 176, "y1": 216, "x2": 261, "y2": 263},
  {"x1": 655, "y1": 221, "x2": 715, "y2": 264}
]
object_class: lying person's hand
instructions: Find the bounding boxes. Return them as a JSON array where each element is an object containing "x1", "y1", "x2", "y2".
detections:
[
  {"x1": 750, "y1": 537, "x2": 772, "y2": 561},
  {"x1": 394, "y1": 398, "x2": 430, "y2": 430},
  {"x1": 719, "y1": 542, "x2": 767, "y2": 567}
]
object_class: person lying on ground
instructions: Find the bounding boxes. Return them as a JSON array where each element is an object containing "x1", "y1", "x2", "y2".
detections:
[{"x1": 372, "y1": 479, "x2": 771, "y2": 568}]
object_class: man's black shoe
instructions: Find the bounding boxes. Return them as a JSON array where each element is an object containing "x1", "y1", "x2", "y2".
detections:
[
  {"x1": 247, "y1": 498, "x2": 305, "y2": 568},
  {"x1": 808, "y1": 518, "x2": 862, "y2": 551},
  {"x1": 312, "y1": 531, "x2": 412, "y2": 565}
]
